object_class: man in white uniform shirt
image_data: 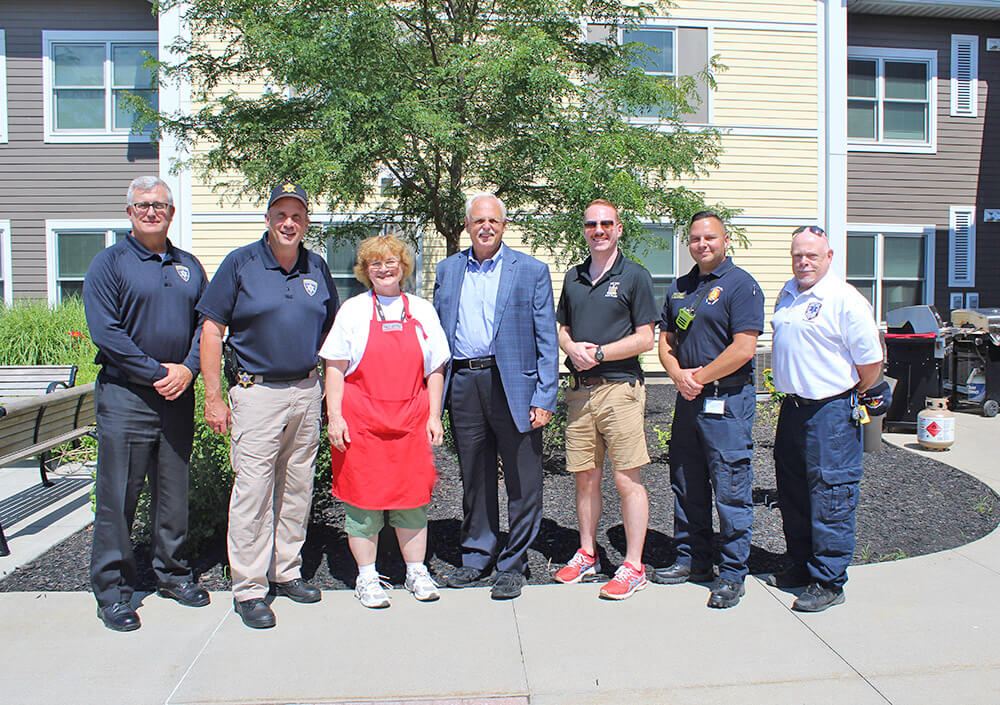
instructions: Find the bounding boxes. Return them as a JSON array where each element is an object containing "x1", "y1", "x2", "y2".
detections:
[{"x1": 769, "y1": 225, "x2": 882, "y2": 612}]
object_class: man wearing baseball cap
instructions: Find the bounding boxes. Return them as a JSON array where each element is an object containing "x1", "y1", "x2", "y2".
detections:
[{"x1": 198, "y1": 182, "x2": 339, "y2": 628}]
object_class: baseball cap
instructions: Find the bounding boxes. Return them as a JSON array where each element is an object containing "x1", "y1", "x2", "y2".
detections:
[{"x1": 267, "y1": 182, "x2": 309, "y2": 210}]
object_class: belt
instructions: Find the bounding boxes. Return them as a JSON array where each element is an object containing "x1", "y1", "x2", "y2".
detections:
[
  {"x1": 234, "y1": 368, "x2": 317, "y2": 388},
  {"x1": 713, "y1": 373, "x2": 753, "y2": 389},
  {"x1": 452, "y1": 356, "x2": 496, "y2": 371},
  {"x1": 786, "y1": 388, "x2": 854, "y2": 407},
  {"x1": 571, "y1": 376, "x2": 638, "y2": 390}
]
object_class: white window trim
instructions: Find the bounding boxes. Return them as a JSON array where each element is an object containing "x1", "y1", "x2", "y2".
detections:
[
  {"x1": 948, "y1": 206, "x2": 976, "y2": 288},
  {"x1": 846, "y1": 223, "x2": 935, "y2": 323},
  {"x1": 45, "y1": 219, "x2": 129, "y2": 305},
  {"x1": 0, "y1": 30, "x2": 8, "y2": 144},
  {"x1": 950, "y1": 34, "x2": 978, "y2": 118},
  {"x1": 847, "y1": 46, "x2": 937, "y2": 154},
  {"x1": 0, "y1": 220, "x2": 12, "y2": 305},
  {"x1": 41, "y1": 30, "x2": 158, "y2": 144},
  {"x1": 318, "y1": 217, "x2": 425, "y2": 293}
]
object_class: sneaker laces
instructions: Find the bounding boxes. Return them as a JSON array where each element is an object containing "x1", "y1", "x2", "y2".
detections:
[
  {"x1": 612, "y1": 563, "x2": 642, "y2": 583},
  {"x1": 568, "y1": 551, "x2": 595, "y2": 569},
  {"x1": 357, "y1": 573, "x2": 392, "y2": 599},
  {"x1": 407, "y1": 567, "x2": 439, "y2": 591}
]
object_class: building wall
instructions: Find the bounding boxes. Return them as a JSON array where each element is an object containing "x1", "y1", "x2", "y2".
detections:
[
  {"x1": 0, "y1": 0, "x2": 158, "y2": 301},
  {"x1": 847, "y1": 13, "x2": 1000, "y2": 314}
]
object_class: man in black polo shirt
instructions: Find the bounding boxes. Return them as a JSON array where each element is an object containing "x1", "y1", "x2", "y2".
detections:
[
  {"x1": 198, "y1": 183, "x2": 338, "y2": 629},
  {"x1": 554, "y1": 199, "x2": 658, "y2": 600},
  {"x1": 656, "y1": 211, "x2": 764, "y2": 609},
  {"x1": 84, "y1": 176, "x2": 210, "y2": 632}
]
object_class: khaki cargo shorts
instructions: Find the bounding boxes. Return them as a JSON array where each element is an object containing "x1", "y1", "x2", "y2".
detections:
[{"x1": 565, "y1": 380, "x2": 650, "y2": 472}]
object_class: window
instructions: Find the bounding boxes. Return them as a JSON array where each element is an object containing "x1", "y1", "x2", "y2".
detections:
[
  {"x1": 951, "y1": 35, "x2": 978, "y2": 118},
  {"x1": 623, "y1": 28, "x2": 676, "y2": 119},
  {"x1": 46, "y1": 221, "x2": 129, "y2": 304},
  {"x1": 638, "y1": 224, "x2": 676, "y2": 305},
  {"x1": 848, "y1": 47, "x2": 936, "y2": 153},
  {"x1": 0, "y1": 30, "x2": 8, "y2": 144},
  {"x1": 0, "y1": 220, "x2": 11, "y2": 305},
  {"x1": 847, "y1": 227, "x2": 932, "y2": 321},
  {"x1": 42, "y1": 31, "x2": 158, "y2": 143},
  {"x1": 326, "y1": 238, "x2": 367, "y2": 304}
]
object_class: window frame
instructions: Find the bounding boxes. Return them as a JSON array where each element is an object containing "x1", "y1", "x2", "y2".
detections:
[
  {"x1": 846, "y1": 224, "x2": 936, "y2": 323},
  {"x1": 45, "y1": 219, "x2": 130, "y2": 304},
  {"x1": 41, "y1": 30, "x2": 158, "y2": 144},
  {"x1": 847, "y1": 46, "x2": 937, "y2": 154},
  {"x1": 620, "y1": 25, "x2": 678, "y2": 123},
  {"x1": 0, "y1": 219, "x2": 12, "y2": 305},
  {"x1": 637, "y1": 222, "x2": 679, "y2": 319},
  {"x1": 320, "y1": 220, "x2": 423, "y2": 301},
  {"x1": 0, "y1": 30, "x2": 8, "y2": 144}
]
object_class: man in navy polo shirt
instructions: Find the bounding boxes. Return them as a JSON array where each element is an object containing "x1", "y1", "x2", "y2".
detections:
[
  {"x1": 84, "y1": 176, "x2": 210, "y2": 632},
  {"x1": 198, "y1": 183, "x2": 338, "y2": 629},
  {"x1": 656, "y1": 211, "x2": 764, "y2": 609}
]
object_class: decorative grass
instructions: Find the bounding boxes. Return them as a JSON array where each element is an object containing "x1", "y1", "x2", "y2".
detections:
[{"x1": 0, "y1": 298, "x2": 99, "y2": 383}]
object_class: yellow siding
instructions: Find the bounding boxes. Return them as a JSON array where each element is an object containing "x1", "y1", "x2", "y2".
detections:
[{"x1": 665, "y1": 0, "x2": 817, "y2": 24}]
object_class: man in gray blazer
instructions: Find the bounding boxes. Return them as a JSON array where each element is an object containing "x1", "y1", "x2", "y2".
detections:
[{"x1": 433, "y1": 192, "x2": 559, "y2": 599}]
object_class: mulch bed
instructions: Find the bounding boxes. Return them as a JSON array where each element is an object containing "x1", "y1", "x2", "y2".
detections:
[{"x1": 2, "y1": 384, "x2": 997, "y2": 592}]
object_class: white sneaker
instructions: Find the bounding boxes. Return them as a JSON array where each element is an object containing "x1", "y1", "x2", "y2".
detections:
[
  {"x1": 405, "y1": 565, "x2": 440, "y2": 602},
  {"x1": 354, "y1": 573, "x2": 391, "y2": 609}
]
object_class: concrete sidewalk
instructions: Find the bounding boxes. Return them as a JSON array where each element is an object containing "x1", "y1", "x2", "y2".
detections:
[{"x1": 1, "y1": 415, "x2": 998, "y2": 705}]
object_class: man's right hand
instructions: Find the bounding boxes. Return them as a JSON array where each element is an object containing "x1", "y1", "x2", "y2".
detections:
[
  {"x1": 204, "y1": 394, "x2": 232, "y2": 434},
  {"x1": 674, "y1": 367, "x2": 705, "y2": 401},
  {"x1": 567, "y1": 341, "x2": 599, "y2": 371}
]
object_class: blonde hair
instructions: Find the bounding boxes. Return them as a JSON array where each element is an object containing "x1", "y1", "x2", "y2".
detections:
[{"x1": 353, "y1": 234, "x2": 415, "y2": 289}]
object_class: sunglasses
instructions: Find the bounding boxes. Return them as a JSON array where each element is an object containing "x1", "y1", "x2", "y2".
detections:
[{"x1": 792, "y1": 225, "x2": 827, "y2": 238}]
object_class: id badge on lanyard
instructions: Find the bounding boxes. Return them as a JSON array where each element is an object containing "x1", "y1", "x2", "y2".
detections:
[{"x1": 704, "y1": 383, "x2": 725, "y2": 415}]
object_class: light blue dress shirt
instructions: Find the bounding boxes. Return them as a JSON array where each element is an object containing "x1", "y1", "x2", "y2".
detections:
[{"x1": 453, "y1": 244, "x2": 505, "y2": 359}]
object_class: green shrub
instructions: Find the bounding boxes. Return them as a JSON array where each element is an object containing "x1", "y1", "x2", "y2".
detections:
[{"x1": 0, "y1": 298, "x2": 99, "y2": 382}]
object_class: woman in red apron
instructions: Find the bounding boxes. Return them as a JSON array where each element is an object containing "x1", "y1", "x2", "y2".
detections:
[{"x1": 320, "y1": 235, "x2": 449, "y2": 608}]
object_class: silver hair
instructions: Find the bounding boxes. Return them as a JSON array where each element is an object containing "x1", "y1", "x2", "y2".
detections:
[
  {"x1": 127, "y1": 176, "x2": 173, "y2": 206},
  {"x1": 465, "y1": 192, "x2": 507, "y2": 221}
]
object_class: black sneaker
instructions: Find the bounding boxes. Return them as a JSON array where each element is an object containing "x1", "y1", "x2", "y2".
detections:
[
  {"x1": 270, "y1": 578, "x2": 321, "y2": 603},
  {"x1": 765, "y1": 566, "x2": 811, "y2": 589},
  {"x1": 792, "y1": 583, "x2": 845, "y2": 612},
  {"x1": 491, "y1": 570, "x2": 526, "y2": 600},
  {"x1": 233, "y1": 598, "x2": 276, "y2": 629},
  {"x1": 157, "y1": 581, "x2": 210, "y2": 608},
  {"x1": 446, "y1": 565, "x2": 489, "y2": 588},
  {"x1": 650, "y1": 562, "x2": 714, "y2": 585},
  {"x1": 707, "y1": 578, "x2": 745, "y2": 609}
]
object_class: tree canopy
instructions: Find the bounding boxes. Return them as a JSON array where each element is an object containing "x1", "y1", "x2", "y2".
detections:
[{"x1": 155, "y1": 0, "x2": 738, "y2": 259}]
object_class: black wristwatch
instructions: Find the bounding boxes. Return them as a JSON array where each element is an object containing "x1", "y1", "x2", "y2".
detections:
[{"x1": 595, "y1": 345, "x2": 605, "y2": 363}]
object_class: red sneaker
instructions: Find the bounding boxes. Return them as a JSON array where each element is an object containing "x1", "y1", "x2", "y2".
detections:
[
  {"x1": 599, "y1": 562, "x2": 647, "y2": 600},
  {"x1": 553, "y1": 550, "x2": 599, "y2": 584}
]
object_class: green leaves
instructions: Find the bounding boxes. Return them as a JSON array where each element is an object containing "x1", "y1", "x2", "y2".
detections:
[{"x1": 156, "y1": 0, "x2": 737, "y2": 256}]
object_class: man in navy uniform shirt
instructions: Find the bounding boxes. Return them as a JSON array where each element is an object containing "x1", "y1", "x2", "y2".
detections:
[
  {"x1": 656, "y1": 211, "x2": 764, "y2": 609},
  {"x1": 198, "y1": 182, "x2": 338, "y2": 629},
  {"x1": 84, "y1": 176, "x2": 210, "y2": 632}
]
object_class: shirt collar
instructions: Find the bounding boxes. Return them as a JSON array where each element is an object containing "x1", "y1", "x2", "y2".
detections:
[
  {"x1": 687, "y1": 256, "x2": 734, "y2": 282},
  {"x1": 782, "y1": 270, "x2": 838, "y2": 300},
  {"x1": 464, "y1": 243, "x2": 505, "y2": 272},
  {"x1": 257, "y1": 233, "x2": 309, "y2": 273},
  {"x1": 578, "y1": 247, "x2": 625, "y2": 285},
  {"x1": 125, "y1": 232, "x2": 174, "y2": 262}
]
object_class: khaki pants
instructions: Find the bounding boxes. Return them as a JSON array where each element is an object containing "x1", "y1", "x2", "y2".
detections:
[{"x1": 227, "y1": 376, "x2": 322, "y2": 600}]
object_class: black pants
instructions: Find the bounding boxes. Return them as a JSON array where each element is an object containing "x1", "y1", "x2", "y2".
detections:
[
  {"x1": 449, "y1": 366, "x2": 543, "y2": 575},
  {"x1": 90, "y1": 374, "x2": 194, "y2": 607}
]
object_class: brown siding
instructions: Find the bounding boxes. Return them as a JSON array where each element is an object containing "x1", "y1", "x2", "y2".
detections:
[
  {"x1": 846, "y1": 13, "x2": 1000, "y2": 311},
  {"x1": 0, "y1": 0, "x2": 158, "y2": 301}
]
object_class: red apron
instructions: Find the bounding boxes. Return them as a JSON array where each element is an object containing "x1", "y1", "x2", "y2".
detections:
[{"x1": 330, "y1": 293, "x2": 437, "y2": 509}]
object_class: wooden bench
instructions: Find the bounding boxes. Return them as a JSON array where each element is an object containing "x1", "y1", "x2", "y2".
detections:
[
  {"x1": 0, "y1": 381, "x2": 96, "y2": 556},
  {"x1": 0, "y1": 364, "x2": 78, "y2": 400}
]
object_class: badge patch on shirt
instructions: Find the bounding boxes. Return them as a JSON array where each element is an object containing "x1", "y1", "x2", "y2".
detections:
[
  {"x1": 671, "y1": 291, "x2": 686, "y2": 299},
  {"x1": 303, "y1": 279, "x2": 318, "y2": 297},
  {"x1": 706, "y1": 286, "x2": 723, "y2": 305},
  {"x1": 605, "y1": 281, "x2": 620, "y2": 298},
  {"x1": 382, "y1": 322, "x2": 403, "y2": 332},
  {"x1": 804, "y1": 301, "x2": 822, "y2": 320},
  {"x1": 174, "y1": 264, "x2": 190, "y2": 282}
]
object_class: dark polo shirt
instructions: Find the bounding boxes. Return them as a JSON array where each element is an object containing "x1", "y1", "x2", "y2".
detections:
[
  {"x1": 660, "y1": 257, "x2": 764, "y2": 376},
  {"x1": 557, "y1": 249, "x2": 659, "y2": 382},
  {"x1": 197, "y1": 234, "x2": 339, "y2": 378},
  {"x1": 83, "y1": 235, "x2": 207, "y2": 383}
]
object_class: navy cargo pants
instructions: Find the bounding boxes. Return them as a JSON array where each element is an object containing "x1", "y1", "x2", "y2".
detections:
[
  {"x1": 669, "y1": 383, "x2": 755, "y2": 582},
  {"x1": 774, "y1": 394, "x2": 863, "y2": 589}
]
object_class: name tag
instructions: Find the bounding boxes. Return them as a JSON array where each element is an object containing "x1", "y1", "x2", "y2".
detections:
[
  {"x1": 704, "y1": 398, "x2": 725, "y2": 415},
  {"x1": 382, "y1": 322, "x2": 403, "y2": 332}
]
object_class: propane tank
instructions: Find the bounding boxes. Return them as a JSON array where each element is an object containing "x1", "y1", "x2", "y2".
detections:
[{"x1": 917, "y1": 397, "x2": 955, "y2": 450}]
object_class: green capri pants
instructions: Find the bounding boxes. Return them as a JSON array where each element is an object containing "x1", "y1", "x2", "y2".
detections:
[{"x1": 343, "y1": 503, "x2": 429, "y2": 538}]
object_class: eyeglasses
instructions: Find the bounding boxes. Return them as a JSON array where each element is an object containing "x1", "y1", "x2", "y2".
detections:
[
  {"x1": 583, "y1": 220, "x2": 616, "y2": 230},
  {"x1": 367, "y1": 258, "x2": 401, "y2": 271},
  {"x1": 792, "y1": 225, "x2": 827, "y2": 238},
  {"x1": 132, "y1": 202, "x2": 170, "y2": 213}
]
